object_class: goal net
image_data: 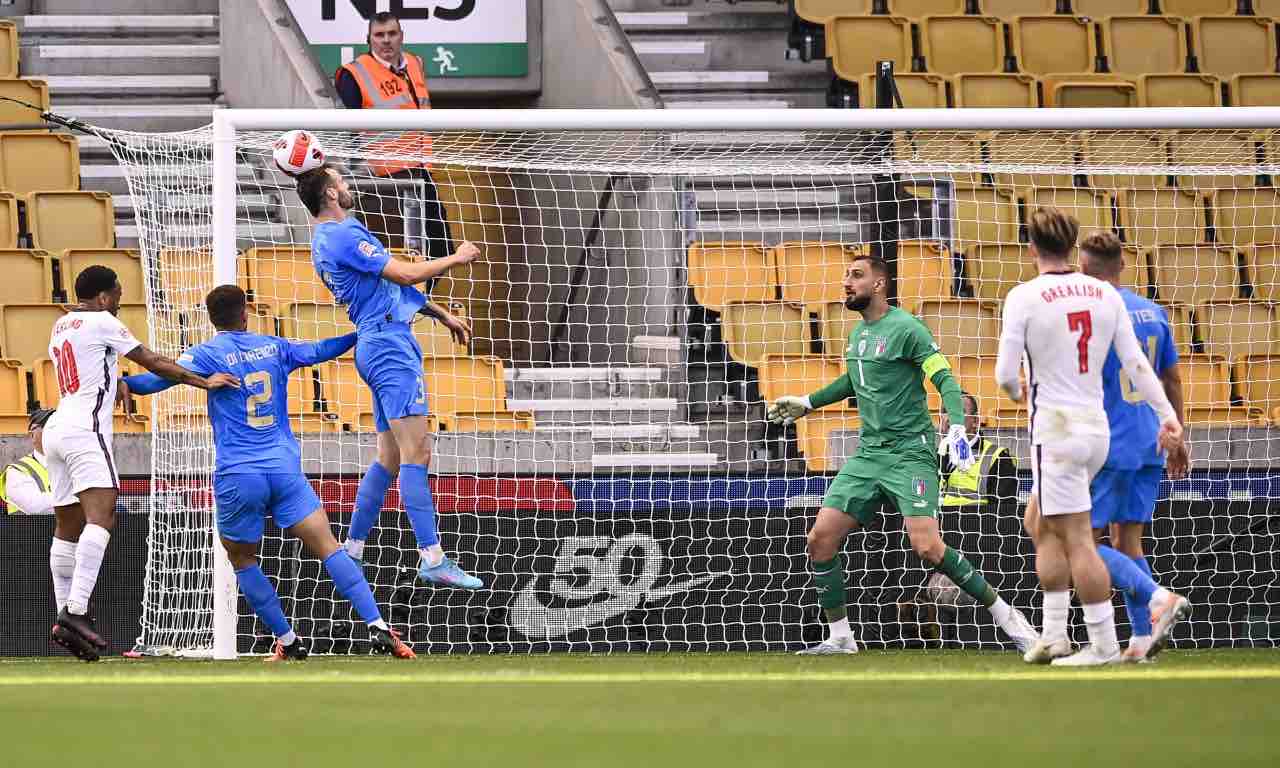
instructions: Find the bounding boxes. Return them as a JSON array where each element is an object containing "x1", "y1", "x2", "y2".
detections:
[{"x1": 104, "y1": 109, "x2": 1280, "y2": 657}]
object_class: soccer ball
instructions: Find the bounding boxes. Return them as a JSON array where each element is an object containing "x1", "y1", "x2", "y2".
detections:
[{"x1": 272, "y1": 129, "x2": 326, "y2": 176}]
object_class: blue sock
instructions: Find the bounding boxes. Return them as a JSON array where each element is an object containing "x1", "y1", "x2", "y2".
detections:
[
  {"x1": 235, "y1": 564, "x2": 292, "y2": 639},
  {"x1": 323, "y1": 550, "x2": 383, "y2": 626},
  {"x1": 1128, "y1": 554, "x2": 1156, "y2": 637},
  {"x1": 400, "y1": 463, "x2": 439, "y2": 548},
  {"x1": 1098, "y1": 545, "x2": 1157, "y2": 636},
  {"x1": 349, "y1": 461, "x2": 393, "y2": 543}
]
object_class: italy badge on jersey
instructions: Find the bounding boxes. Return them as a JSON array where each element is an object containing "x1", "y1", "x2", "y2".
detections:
[
  {"x1": 913, "y1": 477, "x2": 927, "y2": 497},
  {"x1": 874, "y1": 337, "x2": 887, "y2": 357}
]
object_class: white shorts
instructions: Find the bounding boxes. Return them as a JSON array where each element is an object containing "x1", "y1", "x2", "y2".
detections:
[
  {"x1": 44, "y1": 425, "x2": 119, "y2": 507},
  {"x1": 1030, "y1": 408, "x2": 1109, "y2": 517}
]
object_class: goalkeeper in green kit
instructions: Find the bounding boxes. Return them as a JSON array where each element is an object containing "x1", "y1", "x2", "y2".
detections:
[{"x1": 769, "y1": 254, "x2": 1037, "y2": 655}]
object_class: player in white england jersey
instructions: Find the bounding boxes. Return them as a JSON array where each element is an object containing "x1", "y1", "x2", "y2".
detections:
[
  {"x1": 45, "y1": 265, "x2": 238, "y2": 661},
  {"x1": 995, "y1": 208, "x2": 1182, "y2": 667}
]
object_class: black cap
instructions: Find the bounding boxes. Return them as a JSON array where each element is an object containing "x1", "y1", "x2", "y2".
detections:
[{"x1": 28, "y1": 408, "x2": 54, "y2": 430}]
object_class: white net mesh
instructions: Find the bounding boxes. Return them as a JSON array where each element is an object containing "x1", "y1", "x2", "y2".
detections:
[{"x1": 106, "y1": 121, "x2": 1280, "y2": 655}]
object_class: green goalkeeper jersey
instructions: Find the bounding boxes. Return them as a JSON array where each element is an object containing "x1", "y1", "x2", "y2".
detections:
[{"x1": 808, "y1": 305, "x2": 964, "y2": 451}]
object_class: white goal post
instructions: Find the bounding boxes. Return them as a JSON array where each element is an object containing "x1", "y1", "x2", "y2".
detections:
[{"x1": 110, "y1": 106, "x2": 1280, "y2": 659}]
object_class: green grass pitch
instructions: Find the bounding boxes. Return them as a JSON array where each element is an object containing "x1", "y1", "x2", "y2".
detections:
[{"x1": 2, "y1": 649, "x2": 1277, "y2": 768}]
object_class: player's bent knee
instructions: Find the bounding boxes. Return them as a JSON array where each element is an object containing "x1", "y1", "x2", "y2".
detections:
[
  {"x1": 220, "y1": 539, "x2": 259, "y2": 570},
  {"x1": 806, "y1": 527, "x2": 838, "y2": 562}
]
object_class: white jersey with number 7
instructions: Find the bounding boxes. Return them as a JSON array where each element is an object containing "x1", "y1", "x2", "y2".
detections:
[{"x1": 995, "y1": 271, "x2": 1176, "y2": 445}]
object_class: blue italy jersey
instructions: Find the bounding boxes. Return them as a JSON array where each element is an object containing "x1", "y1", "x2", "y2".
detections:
[
  {"x1": 1102, "y1": 289, "x2": 1179, "y2": 469},
  {"x1": 311, "y1": 216, "x2": 426, "y2": 331},
  {"x1": 127, "y1": 331, "x2": 357, "y2": 475}
]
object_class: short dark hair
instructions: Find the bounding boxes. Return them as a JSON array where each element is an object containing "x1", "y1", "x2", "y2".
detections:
[
  {"x1": 1080, "y1": 230, "x2": 1124, "y2": 278},
  {"x1": 295, "y1": 164, "x2": 335, "y2": 217},
  {"x1": 853, "y1": 253, "x2": 890, "y2": 279},
  {"x1": 960, "y1": 392, "x2": 979, "y2": 417},
  {"x1": 1027, "y1": 206, "x2": 1079, "y2": 259},
  {"x1": 367, "y1": 11, "x2": 401, "y2": 41},
  {"x1": 206, "y1": 284, "x2": 247, "y2": 330},
  {"x1": 75, "y1": 265, "x2": 119, "y2": 301}
]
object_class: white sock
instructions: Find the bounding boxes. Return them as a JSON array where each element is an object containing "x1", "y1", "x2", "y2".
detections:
[
  {"x1": 988, "y1": 596, "x2": 1012, "y2": 626},
  {"x1": 344, "y1": 538, "x2": 366, "y2": 562},
  {"x1": 1082, "y1": 600, "x2": 1120, "y2": 655},
  {"x1": 829, "y1": 616, "x2": 852, "y2": 639},
  {"x1": 1042, "y1": 590, "x2": 1071, "y2": 644},
  {"x1": 421, "y1": 544, "x2": 445, "y2": 568},
  {"x1": 66, "y1": 524, "x2": 110, "y2": 616},
  {"x1": 368, "y1": 618, "x2": 389, "y2": 631},
  {"x1": 1148, "y1": 587, "x2": 1172, "y2": 610},
  {"x1": 49, "y1": 537, "x2": 77, "y2": 613},
  {"x1": 278, "y1": 630, "x2": 297, "y2": 645}
]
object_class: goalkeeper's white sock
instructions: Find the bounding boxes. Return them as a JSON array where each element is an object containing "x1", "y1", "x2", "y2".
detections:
[
  {"x1": 1082, "y1": 600, "x2": 1120, "y2": 656},
  {"x1": 829, "y1": 616, "x2": 852, "y2": 639},
  {"x1": 49, "y1": 537, "x2": 76, "y2": 613},
  {"x1": 66, "y1": 524, "x2": 110, "y2": 616},
  {"x1": 1042, "y1": 590, "x2": 1071, "y2": 644}
]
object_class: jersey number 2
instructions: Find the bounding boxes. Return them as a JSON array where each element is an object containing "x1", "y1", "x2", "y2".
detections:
[
  {"x1": 1066, "y1": 311, "x2": 1092, "y2": 374},
  {"x1": 245, "y1": 371, "x2": 274, "y2": 428},
  {"x1": 51, "y1": 340, "x2": 80, "y2": 396}
]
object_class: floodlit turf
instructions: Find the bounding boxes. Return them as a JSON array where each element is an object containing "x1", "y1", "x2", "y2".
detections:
[{"x1": 2, "y1": 650, "x2": 1277, "y2": 768}]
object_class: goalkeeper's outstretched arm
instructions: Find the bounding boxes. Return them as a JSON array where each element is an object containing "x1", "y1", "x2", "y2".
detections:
[{"x1": 766, "y1": 373, "x2": 852, "y2": 425}]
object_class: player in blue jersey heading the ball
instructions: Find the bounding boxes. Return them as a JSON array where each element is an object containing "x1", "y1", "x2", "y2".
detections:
[
  {"x1": 122, "y1": 285, "x2": 415, "y2": 660},
  {"x1": 293, "y1": 163, "x2": 483, "y2": 590}
]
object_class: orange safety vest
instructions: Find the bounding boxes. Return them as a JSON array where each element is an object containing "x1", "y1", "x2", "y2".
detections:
[{"x1": 339, "y1": 52, "x2": 432, "y2": 176}]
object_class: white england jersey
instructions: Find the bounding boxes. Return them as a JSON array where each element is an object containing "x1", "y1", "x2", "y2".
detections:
[
  {"x1": 45, "y1": 310, "x2": 141, "y2": 437},
  {"x1": 995, "y1": 271, "x2": 1175, "y2": 445}
]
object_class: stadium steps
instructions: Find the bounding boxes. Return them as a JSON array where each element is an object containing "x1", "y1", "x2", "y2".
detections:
[{"x1": 39, "y1": 0, "x2": 219, "y2": 13}]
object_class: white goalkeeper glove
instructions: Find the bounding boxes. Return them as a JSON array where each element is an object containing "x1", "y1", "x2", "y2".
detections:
[
  {"x1": 939, "y1": 424, "x2": 975, "y2": 472},
  {"x1": 767, "y1": 395, "x2": 812, "y2": 426}
]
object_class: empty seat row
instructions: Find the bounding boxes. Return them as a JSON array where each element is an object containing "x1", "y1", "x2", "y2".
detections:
[
  {"x1": 827, "y1": 14, "x2": 1277, "y2": 82},
  {"x1": 0, "y1": 190, "x2": 114, "y2": 251},
  {"x1": 797, "y1": 1, "x2": 1268, "y2": 23},
  {"x1": 0, "y1": 248, "x2": 142, "y2": 305}
]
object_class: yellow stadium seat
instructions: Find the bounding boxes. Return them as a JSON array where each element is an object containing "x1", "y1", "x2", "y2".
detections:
[
  {"x1": 817, "y1": 301, "x2": 860, "y2": 358},
  {"x1": 1170, "y1": 131, "x2": 1260, "y2": 192},
  {"x1": 113, "y1": 413, "x2": 151, "y2": 433},
  {"x1": 1011, "y1": 16, "x2": 1096, "y2": 76},
  {"x1": 860, "y1": 73, "x2": 947, "y2": 108},
  {"x1": 280, "y1": 302, "x2": 354, "y2": 344},
  {"x1": 0, "y1": 357, "x2": 27, "y2": 414},
  {"x1": 1082, "y1": 132, "x2": 1171, "y2": 190},
  {"x1": 775, "y1": 241, "x2": 864, "y2": 308},
  {"x1": 1231, "y1": 73, "x2": 1280, "y2": 107},
  {"x1": 687, "y1": 241, "x2": 775, "y2": 312},
  {"x1": 1073, "y1": 0, "x2": 1148, "y2": 14},
  {"x1": 0, "y1": 250, "x2": 55, "y2": 304},
  {"x1": 892, "y1": 0, "x2": 965, "y2": 14},
  {"x1": 952, "y1": 184, "x2": 1019, "y2": 247},
  {"x1": 116, "y1": 303, "x2": 149, "y2": 347},
  {"x1": 758, "y1": 354, "x2": 846, "y2": 406},
  {"x1": 242, "y1": 245, "x2": 312, "y2": 264},
  {"x1": 1197, "y1": 301, "x2": 1277, "y2": 363},
  {"x1": 1149, "y1": 245, "x2": 1239, "y2": 306},
  {"x1": 979, "y1": 0, "x2": 1055, "y2": 15},
  {"x1": 828, "y1": 16, "x2": 914, "y2": 82},
  {"x1": 1183, "y1": 354, "x2": 1233, "y2": 410},
  {"x1": 795, "y1": 411, "x2": 862, "y2": 473},
  {"x1": 892, "y1": 131, "x2": 982, "y2": 174},
  {"x1": 1118, "y1": 189, "x2": 1206, "y2": 248},
  {"x1": 1214, "y1": 188, "x2": 1280, "y2": 246},
  {"x1": 26, "y1": 192, "x2": 114, "y2": 252},
  {"x1": 1237, "y1": 354, "x2": 1280, "y2": 423},
  {"x1": 1043, "y1": 76, "x2": 1139, "y2": 109},
  {"x1": 1246, "y1": 244, "x2": 1280, "y2": 303},
  {"x1": 1159, "y1": 303, "x2": 1196, "y2": 357},
  {"x1": 1102, "y1": 16, "x2": 1188, "y2": 78},
  {"x1": 985, "y1": 131, "x2": 1079, "y2": 189},
  {"x1": 0, "y1": 79, "x2": 49, "y2": 129},
  {"x1": 245, "y1": 257, "x2": 329, "y2": 305},
  {"x1": 952, "y1": 73, "x2": 1039, "y2": 108},
  {"x1": 0, "y1": 134, "x2": 79, "y2": 197},
  {"x1": 796, "y1": 0, "x2": 872, "y2": 23},
  {"x1": 0, "y1": 21, "x2": 16, "y2": 80},
  {"x1": 1255, "y1": 0, "x2": 1280, "y2": 15},
  {"x1": 1, "y1": 304, "x2": 65, "y2": 365},
  {"x1": 32, "y1": 357, "x2": 57, "y2": 408},
  {"x1": 440, "y1": 411, "x2": 535, "y2": 432},
  {"x1": 319, "y1": 359, "x2": 371, "y2": 430},
  {"x1": 155, "y1": 248, "x2": 212, "y2": 306},
  {"x1": 721, "y1": 301, "x2": 810, "y2": 367},
  {"x1": 1165, "y1": 0, "x2": 1239, "y2": 14},
  {"x1": 424, "y1": 355, "x2": 507, "y2": 414},
  {"x1": 1193, "y1": 16, "x2": 1276, "y2": 81},
  {"x1": 413, "y1": 302, "x2": 470, "y2": 358},
  {"x1": 0, "y1": 192, "x2": 18, "y2": 249},
  {"x1": 64, "y1": 249, "x2": 144, "y2": 304},
  {"x1": 920, "y1": 15, "x2": 1004, "y2": 75},
  {"x1": 1138, "y1": 73, "x2": 1223, "y2": 108},
  {"x1": 965, "y1": 243, "x2": 1035, "y2": 302},
  {"x1": 1020, "y1": 187, "x2": 1113, "y2": 243},
  {"x1": 288, "y1": 365, "x2": 323, "y2": 414},
  {"x1": 914, "y1": 299, "x2": 1000, "y2": 358},
  {"x1": 896, "y1": 241, "x2": 953, "y2": 305},
  {"x1": 945, "y1": 356, "x2": 1026, "y2": 429}
]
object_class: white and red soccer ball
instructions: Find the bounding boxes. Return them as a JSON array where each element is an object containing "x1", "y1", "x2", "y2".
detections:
[{"x1": 273, "y1": 129, "x2": 326, "y2": 176}]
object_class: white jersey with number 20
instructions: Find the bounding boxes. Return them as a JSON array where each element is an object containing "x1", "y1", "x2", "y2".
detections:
[{"x1": 45, "y1": 310, "x2": 141, "y2": 437}]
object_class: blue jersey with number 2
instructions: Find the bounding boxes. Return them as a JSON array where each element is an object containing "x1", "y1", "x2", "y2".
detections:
[{"x1": 1101, "y1": 289, "x2": 1179, "y2": 470}]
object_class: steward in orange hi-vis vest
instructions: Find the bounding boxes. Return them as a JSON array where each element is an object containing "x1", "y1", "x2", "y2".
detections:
[{"x1": 339, "y1": 51, "x2": 432, "y2": 177}]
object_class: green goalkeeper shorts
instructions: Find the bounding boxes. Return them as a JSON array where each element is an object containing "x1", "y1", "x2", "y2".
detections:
[{"x1": 822, "y1": 445, "x2": 939, "y2": 525}]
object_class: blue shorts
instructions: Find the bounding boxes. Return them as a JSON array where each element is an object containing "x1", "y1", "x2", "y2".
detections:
[
  {"x1": 213, "y1": 472, "x2": 321, "y2": 543},
  {"x1": 355, "y1": 324, "x2": 427, "y2": 433},
  {"x1": 1090, "y1": 465, "x2": 1162, "y2": 529}
]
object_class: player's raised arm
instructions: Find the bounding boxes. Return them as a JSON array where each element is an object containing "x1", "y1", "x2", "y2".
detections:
[
  {"x1": 286, "y1": 332, "x2": 358, "y2": 369},
  {"x1": 381, "y1": 240, "x2": 481, "y2": 287},
  {"x1": 765, "y1": 370, "x2": 853, "y2": 426},
  {"x1": 124, "y1": 345, "x2": 238, "y2": 392},
  {"x1": 995, "y1": 291, "x2": 1027, "y2": 402}
]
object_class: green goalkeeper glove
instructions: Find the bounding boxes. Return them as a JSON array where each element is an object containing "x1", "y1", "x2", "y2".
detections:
[{"x1": 767, "y1": 395, "x2": 812, "y2": 426}]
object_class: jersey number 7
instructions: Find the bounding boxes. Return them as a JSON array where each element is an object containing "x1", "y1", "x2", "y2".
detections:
[{"x1": 1067, "y1": 310, "x2": 1092, "y2": 374}]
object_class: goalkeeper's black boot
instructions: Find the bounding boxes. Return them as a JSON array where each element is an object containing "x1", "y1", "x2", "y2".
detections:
[
  {"x1": 56, "y1": 607, "x2": 108, "y2": 650},
  {"x1": 265, "y1": 637, "x2": 309, "y2": 662},
  {"x1": 370, "y1": 625, "x2": 417, "y2": 659}
]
